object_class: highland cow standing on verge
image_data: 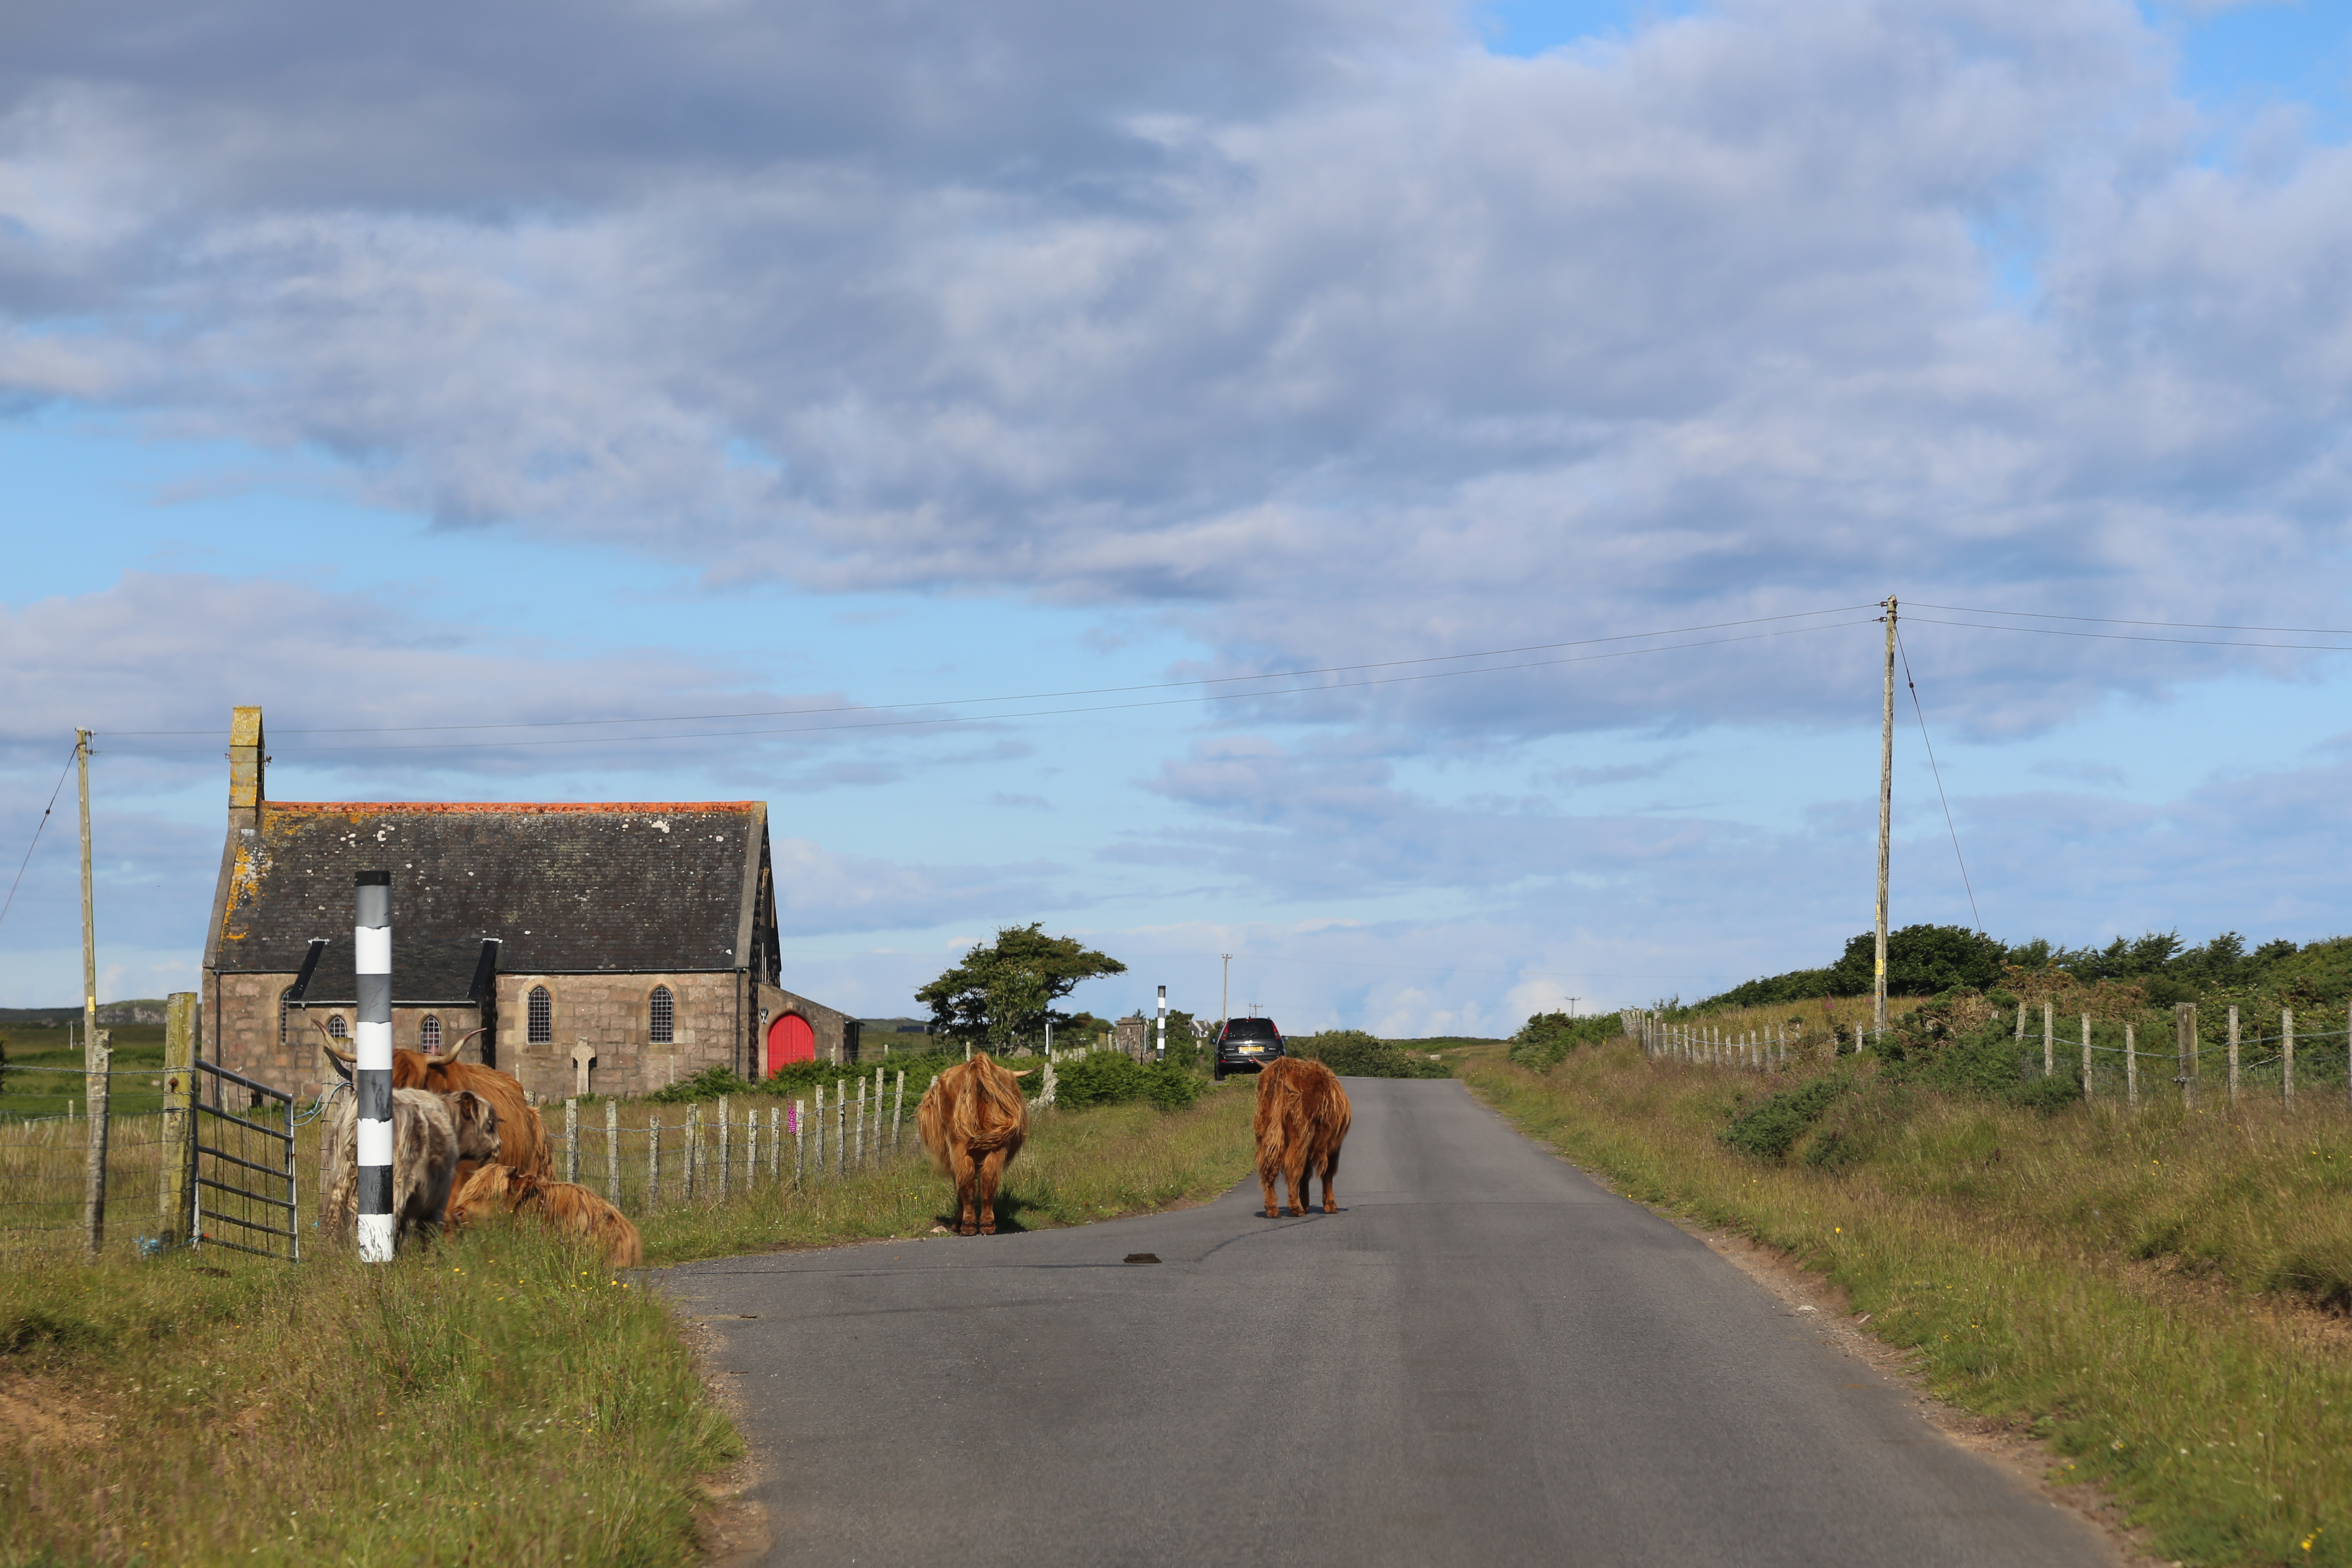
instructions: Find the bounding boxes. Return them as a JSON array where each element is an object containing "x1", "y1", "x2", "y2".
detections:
[
  {"x1": 320, "y1": 1034, "x2": 553, "y2": 1179},
  {"x1": 1253, "y1": 1057, "x2": 1352, "y2": 1218},
  {"x1": 917, "y1": 1054, "x2": 1035, "y2": 1235},
  {"x1": 322, "y1": 1087, "x2": 502, "y2": 1246}
]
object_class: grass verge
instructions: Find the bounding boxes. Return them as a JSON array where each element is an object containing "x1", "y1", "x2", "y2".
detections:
[
  {"x1": 0, "y1": 1083, "x2": 1259, "y2": 1565},
  {"x1": 0, "y1": 1227, "x2": 733, "y2": 1567},
  {"x1": 637, "y1": 1078, "x2": 1258, "y2": 1265},
  {"x1": 1460, "y1": 1038, "x2": 2352, "y2": 1568}
]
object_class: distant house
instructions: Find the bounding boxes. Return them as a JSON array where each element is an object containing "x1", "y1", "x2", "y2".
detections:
[{"x1": 199, "y1": 707, "x2": 858, "y2": 1101}]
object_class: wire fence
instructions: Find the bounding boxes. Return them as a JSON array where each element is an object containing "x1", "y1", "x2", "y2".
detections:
[
  {"x1": 1632, "y1": 1002, "x2": 2352, "y2": 1108},
  {"x1": 0, "y1": 1066, "x2": 174, "y2": 1265},
  {"x1": 0, "y1": 1061, "x2": 947, "y2": 1260}
]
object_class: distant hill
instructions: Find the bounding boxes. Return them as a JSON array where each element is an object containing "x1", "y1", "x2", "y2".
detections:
[
  {"x1": 861, "y1": 1017, "x2": 933, "y2": 1035},
  {"x1": 0, "y1": 1000, "x2": 169, "y2": 1027}
]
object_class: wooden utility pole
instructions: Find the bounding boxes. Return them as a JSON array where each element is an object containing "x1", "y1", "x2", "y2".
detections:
[
  {"x1": 77, "y1": 730, "x2": 110, "y2": 1259},
  {"x1": 1875, "y1": 600, "x2": 1896, "y2": 1040},
  {"x1": 1220, "y1": 954, "x2": 1232, "y2": 1035},
  {"x1": 78, "y1": 729, "x2": 96, "y2": 1050}
]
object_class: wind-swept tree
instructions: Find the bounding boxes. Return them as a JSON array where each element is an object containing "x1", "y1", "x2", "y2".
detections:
[{"x1": 916, "y1": 924, "x2": 1127, "y2": 1049}]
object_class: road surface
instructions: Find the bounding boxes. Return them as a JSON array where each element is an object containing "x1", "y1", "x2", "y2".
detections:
[{"x1": 660, "y1": 1077, "x2": 2120, "y2": 1567}]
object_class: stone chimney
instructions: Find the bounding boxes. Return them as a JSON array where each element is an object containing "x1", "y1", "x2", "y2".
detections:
[{"x1": 229, "y1": 705, "x2": 265, "y2": 831}]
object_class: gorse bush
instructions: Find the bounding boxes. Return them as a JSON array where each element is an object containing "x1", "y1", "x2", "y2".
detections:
[
  {"x1": 1719, "y1": 1074, "x2": 1851, "y2": 1161},
  {"x1": 1054, "y1": 1051, "x2": 1205, "y2": 1112},
  {"x1": 1289, "y1": 1030, "x2": 1453, "y2": 1078}
]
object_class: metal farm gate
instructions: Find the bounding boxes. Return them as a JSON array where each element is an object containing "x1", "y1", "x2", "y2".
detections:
[{"x1": 193, "y1": 1060, "x2": 301, "y2": 1261}]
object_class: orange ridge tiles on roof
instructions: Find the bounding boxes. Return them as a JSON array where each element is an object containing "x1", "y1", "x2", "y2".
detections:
[{"x1": 266, "y1": 801, "x2": 760, "y2": 815}]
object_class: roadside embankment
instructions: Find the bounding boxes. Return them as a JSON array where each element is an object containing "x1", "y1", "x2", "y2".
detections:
[{"x1": 1458, "y1": 1037, "x2": 2352, "y2": 1568}]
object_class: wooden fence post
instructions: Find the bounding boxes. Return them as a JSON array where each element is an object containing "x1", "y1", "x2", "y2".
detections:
[
  {"x1": 894, "y1": 1070, "x2": 906, "y2": 1155},
  {"x1": 158, "y1": 993, "x2": 198, "y2": 1248},
  {"x1": 855, "y1": 1079, "x2": 867, "y2": 1170},
  {"x1": 2079, "y1": 1013, "x2": 2092, "y2": 1101},
  {"x1": 2125, "y1": 1022, "x2": 2138, "y2": 1108},
  {"x1": 606, "y1": 1099, "x2": 621, "y2": 1202},
  {"x1": 769, "y1": 1105, "x2": 781, "y2": 1181},
  {"x1": 648, "y1": 1115, "x2": 662, "y2": 1208},
  {"x1": 83, "y1": 1029, "x2": 111, "y2": 1259},
  {"x1": 685, "y1": 1103, "x2": 701, "y2": 1198},
  {"x1": 717, "y1": 1094, "x2": 732, "y2": 1201},
  {"x1": 835, "y1": 1080, "x2": 847, "y2": 1178},
  {"x1": 2043, "y1": 1002, "x2": 2054, "y2": 1077},
  {"x1": 2284, "y1": 1010, "x2": 2296, "y2": 1107},
  {"x1": 2015, "y1": 1000, "x2": 2027, "y2": 1044},
  {"x1": 746, "y1": 1105, "x2": 758, "y2": 1185},
  {"x1": 2176, "y1": 1003, "x2": 2198, "y2": 1108},
  {"x1": 565, "y1": 1098, "x2": 580, "y2": 1183},
  {"x1": 794, "y1": 1099, "x2": 806, "y2": 1188},
  {"x1": 812, "y1": 1084, "x2": 825, "y2": 1177},
  {"x1": 2228, "y1": 1006, "x2": 2241, "y2": 1102}
]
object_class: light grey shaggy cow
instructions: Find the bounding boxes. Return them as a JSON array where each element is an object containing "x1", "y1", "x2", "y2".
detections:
[{"x1": 322, "y1": 1087, "x2": 501, "y2": 1247}]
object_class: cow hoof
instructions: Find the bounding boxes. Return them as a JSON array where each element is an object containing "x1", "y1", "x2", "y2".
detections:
[{"x1": 980, "y1": 1224, "x2": 997, "y2": 1235}]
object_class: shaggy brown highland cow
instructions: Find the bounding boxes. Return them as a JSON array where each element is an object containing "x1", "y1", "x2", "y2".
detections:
[
  {"x1": 916, "y1": 1054, "x2": 1035, "y2": 1235},
  {"x1": 322, "y1": 1033, "x2": 552, "y2": 1179},
  {"x1": 322, "y1": 1087, "x2": 501, "y2": 1245},
  {"x1": 1253, "y1": 1057, "x2": 1352, "y2": 1218},
  {"x1": 445, "y1": 1163, "x2": 643, "y2": 1266}
]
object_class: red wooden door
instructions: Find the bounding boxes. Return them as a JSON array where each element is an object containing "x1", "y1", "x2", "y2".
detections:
[{"x1": 767, "y1": 1013, "x2": 817, "y2": 1069}]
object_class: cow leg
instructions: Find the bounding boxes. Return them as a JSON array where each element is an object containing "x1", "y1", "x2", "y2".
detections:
[
  {"x1": 1283, "y1": 1145, "x2": 1313, "y2": 1217},
  {"x1": 1258, "y1": 1160, "x2": 1282, "y2": 1219},
  {"x1": 1320, "y1": 1144, "x2": 1342, "y2": 1213},
  {"x1": 976, "y1": 1146, "x2": 1011, "y2": 1235},
  {"x1": 950, "y1": 1145, "x2": 980, "y2": 1235}
]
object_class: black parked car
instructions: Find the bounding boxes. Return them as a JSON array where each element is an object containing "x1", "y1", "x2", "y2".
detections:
[{"x1": 1212, "y1": 1017, "x2": 1285, "y2": 1081}]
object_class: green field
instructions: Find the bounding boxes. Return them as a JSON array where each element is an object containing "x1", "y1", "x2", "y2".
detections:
[{"x1": 0, "y1": 1021, "x2": 168, "y2": 1121}]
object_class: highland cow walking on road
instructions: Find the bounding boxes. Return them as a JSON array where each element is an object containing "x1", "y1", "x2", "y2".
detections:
[
  {"x1": 916, "y1": 1054, "x2": 1035, "y2": 1235},
  {"x1": 1253, "y1": 1057, "x2": 1352, "y2": 1218}
]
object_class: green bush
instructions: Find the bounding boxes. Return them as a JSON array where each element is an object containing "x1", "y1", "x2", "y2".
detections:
[
  {"x1": 1054, "y1": 1051, "x2": 1204, "y2": 1112},
  {"x1": 646, "y1": 1051, "x2": 969, "y2": 1106},
  {"x1": 1873, "y1": 1008, "x2": 2081, "y2": 1110},
  {"x1": 1507, "y1": 1011, "x2": 1622, "y2": 1070},
  {"x1": 1719, "y1": 1074, "x2": 1852, "y2": 1161},
  {"x1": 1291, "y1": 1030, "x2": 1452, "y2": 1078}
]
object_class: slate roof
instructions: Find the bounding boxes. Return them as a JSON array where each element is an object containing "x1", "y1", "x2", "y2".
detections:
[{"x1": 210, "y1": 801, "x2": 765, "y2": 1003}]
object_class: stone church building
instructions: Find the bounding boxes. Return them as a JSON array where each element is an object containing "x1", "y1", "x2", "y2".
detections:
[{"x1": 200, "y1": 707, "x2": 859, "y2": 1101}]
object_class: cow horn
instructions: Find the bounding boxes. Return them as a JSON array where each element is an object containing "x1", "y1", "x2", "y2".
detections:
[{"x1": 1010, "y1": 1067, "x2": 1037, "y2": 1077}]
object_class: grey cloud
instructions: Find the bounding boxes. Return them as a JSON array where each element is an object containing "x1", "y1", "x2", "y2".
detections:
[{"x1": 5, "y1": 0, "x2": 2352, "y2": 744}]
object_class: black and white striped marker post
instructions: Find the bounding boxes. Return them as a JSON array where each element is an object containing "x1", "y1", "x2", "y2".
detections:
[{"x1": 354, "y1": 870, "x2": 395, "y2": 1262}]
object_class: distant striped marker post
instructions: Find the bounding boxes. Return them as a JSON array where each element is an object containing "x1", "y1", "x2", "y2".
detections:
[{"x1": 354, "y1": 870, "x2": 395, "y2": 1262}]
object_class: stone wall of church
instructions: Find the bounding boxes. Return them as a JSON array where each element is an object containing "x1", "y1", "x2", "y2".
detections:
[
  {"x1": 203, "y1": 970, "x2": 487, "y2": 1098},
  {"x1": 493, "y1": 971, "x2": 743, "y2": 1102}
]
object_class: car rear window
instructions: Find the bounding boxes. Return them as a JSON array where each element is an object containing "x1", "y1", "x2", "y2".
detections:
[{"x1": 1222, "y1": 1020, "x2": 1279, "y2": 1040}]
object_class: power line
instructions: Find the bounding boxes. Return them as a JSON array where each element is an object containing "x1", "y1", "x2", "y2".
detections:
[
  {"x1": 1910, "y1": 602, "x2": 2352, "y2": 637},
  {"x1": 0, "y1": 747, "x2": 77, "y2": 938},
  {"x1": 103, "y1": 612, "x2": 1881, "y2": 756},
  {"x1": 1904, "y1": 614, "x2": 2352, "y2": 655},
  {"x1": 1895, "y1": 628, "x2": 1984, "y2": 937},
  {"x1": 105, "y1": 603, "x2": 1876, "y2": 739}
]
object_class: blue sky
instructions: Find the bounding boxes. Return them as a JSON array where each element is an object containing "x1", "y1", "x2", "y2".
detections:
[{"x1": 7, "y1": 0, "x2": 2352, "y2": 1034}]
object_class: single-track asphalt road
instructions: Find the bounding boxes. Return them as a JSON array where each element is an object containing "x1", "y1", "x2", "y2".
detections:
[{"x1": 659, "y1": 1078, "x2": 2123, "y2": 1567}]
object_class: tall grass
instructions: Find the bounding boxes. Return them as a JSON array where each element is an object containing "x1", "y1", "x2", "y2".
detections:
[
  {"x1": 1463, "y1": 1038, "x2": 2352, "y2": 1567},
  {"x1": 0, "y1": 1228, "x2": 734, "y2": 1567}
]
